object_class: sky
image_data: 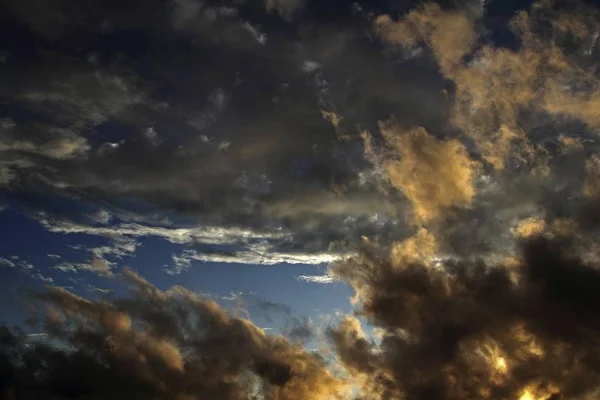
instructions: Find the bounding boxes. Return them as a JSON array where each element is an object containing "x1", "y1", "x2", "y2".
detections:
[{"x1": 2, "y1": 0, "x2": 600, "y2": 399}]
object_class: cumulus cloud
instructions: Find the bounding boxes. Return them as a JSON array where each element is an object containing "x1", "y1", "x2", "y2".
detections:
[
  {"x1": 11, "y1": 233, "x2": 600, "y2": 399},
  {"x1": 366, "y1": 123, "x2": 479, "y2": 223},
  {"x1": 0, "y1": 269, "x2": 349, "y2": 400},
  {"x1": 375, "y1": 3, "x2": 477, "y2": 75},
  {"x1": 328, "y1": 235, "x2": 600, "y2": 399},
  {"x1": 376, "y1": 0, "x2": 600, "y2": 172}
]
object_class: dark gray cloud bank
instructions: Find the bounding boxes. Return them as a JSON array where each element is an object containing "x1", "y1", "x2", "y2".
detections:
[{"x1": 2, "y1": 0, "x2": 600, "y2": 398}]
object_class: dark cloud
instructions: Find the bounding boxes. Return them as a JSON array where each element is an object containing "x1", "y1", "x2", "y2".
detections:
[
  {"x1": 8, "y1": 234, "x2": 600, "y2": 399},
  {"x1": 3, "y1": 0, "x2": 600, "y2": 398},
  {"x1": 0, "y1": 0, "x2": 451, "y2": 262},
  {"x1": 329, "y1": 235, "x2": 600, "y2": 399},
  {"x1": 0, "y1": 269, "x2": 348, "y2": 400},
  {"x1": 282, "y1": 316, "x2": 314, "y2": 343}
]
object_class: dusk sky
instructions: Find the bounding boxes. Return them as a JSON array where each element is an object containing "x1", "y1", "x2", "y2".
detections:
[{"x1": 2, "y1": 0, "x2": 600, "y2": 399}]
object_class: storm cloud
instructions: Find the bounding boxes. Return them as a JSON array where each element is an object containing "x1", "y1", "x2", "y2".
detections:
[
  {"x1": 2, "y1": 0, "x2": 600, "y2": 398},
  {"x1": 0, "y1": 269, "x2": 347, "y2": 400}
]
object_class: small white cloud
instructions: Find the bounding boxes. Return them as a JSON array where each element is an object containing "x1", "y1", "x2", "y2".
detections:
[
  {"x1": 27, "y1": 333, "x2": 48, "y2": 338},
  {"x1": 208, "y1": 89, "x2": 228, "y2": 110},
  {"x1": 302, "y1": 61, "x2": 320, "y2": 73},
  {"x1": 144, "y1": 127, "x2": 162, "y2": 146},
  {"x1": 0, "y1": 256, "x2": 33, "y2": 271},
  {"x1": 221, "y1": 291, "x2": 245, "y2": 301},
  {"x1": 243, "y1": 22, "x2": 267, "y2": 44},
  {"x1": 0, "y1": 258, "x2": 16, "y2": 268},
  {"x1": 83, "y1": 258, "x2": 114, "y2": 277},
  {"x1": 219, "y1": 141, "x2": 231, "y2": 151},
  {"x1": 54, "y1": 262, "x2": 78, "y2": 273},
  {"x1": 2, "y1": 256, "x2": 54, "y2": 283},
  {"x1": 586, "y1": 31, "x2": 599, "y2": 56},
  {"x1": 87, "y1": 285, "x2": 113, "y2": 294},
  {"x1": 32, "y1": 273, "x2": 54, "y2": 283},
  {"x1": 89, "y1": 210, "x2": 112, "y2": 225},
  {"x1": 297, "y1": 274, "x2": 336, "y2": 284},
  {"x1": 98, "y1": 140, "x2": 124, "y2": 154},
  {"x1": 54, "y1": 257, "x2": 114, "y2": 277}
]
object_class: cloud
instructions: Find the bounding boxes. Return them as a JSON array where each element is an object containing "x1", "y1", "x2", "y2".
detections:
[
  {"x1": 0, "y1": 257, "x2": 17, "y2": 269},
  {"x1": 21, "y1": 70, "x2": 146, "y2": 127},
  {"x1": 14, "y1": 234, "x2": 600, "y2": 399},
  {"x1": 84, "y1": 258, "x2": 113, "y2": 277},
  {"x1": 2, "y1": 0, "x2": 171, "y2": 39},
  {"x1": 31, "y1": 272, "x2": 54, "y2": 283},
  {"x1": 0, "y1": 269, "x2": 349, "y2": 399},
  {"x1": 375, "y1": 0, "x2": 600, "y2": 173},
  {"x1": 36, "y1": 213, "x2": 347, "y2": 270},
  {"x1": 375, "y1": 3, "x2": 477, "y2": 75},
  {"x1": 0, "y1": 119, "x2": 90, "y2": 187},
  {"x1": 0, "y1": 0, "x2": 441, "y2": 264},
  {"x1": 296, "y1": 274, "x2": 336, "y2": 284},
  {"x1": 48, "y1": 233, "x2": 137, "y2": 277},
  {"x1": 87, "y1": 284, "x2": 113, "y2": 295},
  {"x1": 89, "y1": 209, "x2": 112, "y2": 225},
  {"x1": 370, "y1": 123, "x2": 479, "y2": 223},
  {"x1": 143, "y1": 127, "x2": 162, "y2": 147},
  {"x1": 3, "y1": 1, "x2": 600, "y2": 398},
  {"x1": 0, "y1": 166, "x2": 15, "y2": 187},
  {"x1": 266, "y1": 0, "x2": 305, "y2": 20},
  {"x1": 53, "y1": 256, "x2": 117, "y2": 278},
  {"x1": 165, "y1": 245, "x2": 342, "y2": 274},
  {"x1": 328, "y1": 235, "x2": 600, "y2": 399},
  {"x1": 583, "y1": 154, "x2": 600, "y2": 197},
  {"x1": 37, "y1": 215, "x2": 285, "y2": 245},
  {"x1": 243, "y1": 22, "x2": 267, "y2": 45},
  {"x1": 0, "y1": 120, "x2": 89, "y2": 160},
  {"x1": 282, "y1": 316, "x2": 314, "y2": 343},
  {"x1": 0, "y1": 256, "x2": 55, "y2": 283},
  {"x1": 390, "y1": 227, "x2": 438, "y2": 266}
]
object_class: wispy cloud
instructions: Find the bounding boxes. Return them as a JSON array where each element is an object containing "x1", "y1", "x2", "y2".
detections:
[
  {"x1": 37, "y1": 213, "x2": 348, "y2": 271},
  {"x1": 165, "y1": 245, "x2": 342, "y2": 274},
  {"x1": 296, "y1": 274, "x2": 336, "y2": 284},
  {"x1": 86, "y1": 284, "x2": 113, "y2": 294},
  {"x1": 37, "y1": 214, "x2": 286, "y2": 245},
  {"x1": 1, "y1": 256, "x2": 53, "y2": 283}
]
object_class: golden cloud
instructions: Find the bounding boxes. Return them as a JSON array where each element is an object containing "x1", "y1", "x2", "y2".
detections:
[{"x1": 379, "y1": 123, "x2": 478, "y2": 223}]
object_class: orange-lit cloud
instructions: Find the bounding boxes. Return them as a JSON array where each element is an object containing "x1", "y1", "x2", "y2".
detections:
[{"x1": 378, "y1": 123, "x2": 478, "y2": 223}]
